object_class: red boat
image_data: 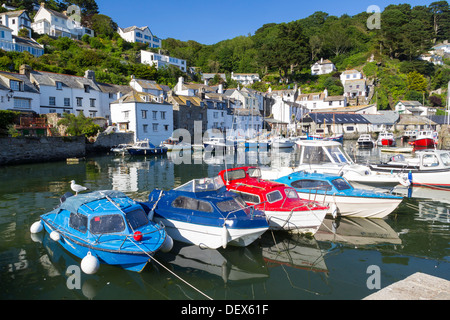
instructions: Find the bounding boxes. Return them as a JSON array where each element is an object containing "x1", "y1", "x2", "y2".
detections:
[
  {"x1": 218, "y1": 166, "x2": 329, "y2": 235},
  {"x1": 376, "y1": 132, "x2": 396, "y2": 147},
  {"x1": 408, "y1": 130, "x2": 438, "y2": 149}
]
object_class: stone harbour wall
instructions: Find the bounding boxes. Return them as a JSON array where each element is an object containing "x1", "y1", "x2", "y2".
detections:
[{"x1": 0, "y1": 136, "x2": 86, "y2": 166}]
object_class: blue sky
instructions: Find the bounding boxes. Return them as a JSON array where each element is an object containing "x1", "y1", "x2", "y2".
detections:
[{"x1": 96, "y1": 0, "x2": 433, "y2": 45}]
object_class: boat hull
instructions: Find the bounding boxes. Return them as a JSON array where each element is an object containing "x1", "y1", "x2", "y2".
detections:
[
  {"x1": 357, "y1": 141, "x2": 374, "y2": 148},
  {"x1": 409, "y1": 138, "x2": 436, "y2": 148},
  {"x1": 263, "y1": 209, "x2": 327, "y2": 234},
  {"x1": 41, "y1": 221, "x2": 154, "y2": 272},
  {"x1": 296, "y1": 193, "x2": 402, "y2": 218},
  {"x1": 153, "y1": 217, "x2": 268, "y2": 249}
]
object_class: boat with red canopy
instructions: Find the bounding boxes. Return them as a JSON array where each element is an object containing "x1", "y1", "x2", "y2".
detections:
[{"x1": 218, "y1": 166, "x2": 329, "y2": 235}]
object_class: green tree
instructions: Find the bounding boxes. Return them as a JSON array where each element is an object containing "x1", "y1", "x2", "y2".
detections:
[
  {"x1": 406, "y1": 71, "x2": 428, "y2": 92},
  {"x1": 57, "y1": 112, "x2": 101, "y2": 137}
]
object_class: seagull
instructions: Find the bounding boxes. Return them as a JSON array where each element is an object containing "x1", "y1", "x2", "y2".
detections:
[{"x1": 71, "y1": 180, "x2": 89, "y2": 195}]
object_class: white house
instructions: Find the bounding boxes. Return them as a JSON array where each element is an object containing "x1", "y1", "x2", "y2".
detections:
[
  {"x1": 129, "y1": 76, "x2": 170, "y2": 99},
  {"x1": 295, "y1": 89, "x2": 347, "y2": 111},
  {"x1": 0, "y1": 70, "x2": 40, "y2": 113},
  {"x1": 141, "y1": 50, "x2": 187, "y2": 72},
  {"x1": 21, "y1": 66, "x2": 104, "y2": 117},
  {"x1": 311, "y1": 58, "x2": 336, "y2": 75},
  {"x1": 0, "y1": 26, "x2": 44, "y2": 57},
  {"x1": 110, "y1": 91, "x2": 173, "y2": 145},
  {"x1": 118, "y1": 26, "x2": 161, "y2": 48},
  {"x1": 394, "y1": 100, "x2": 433, "y2": 116},
  {"x1": 31, "y1": 3, "x2": 94, "y2": 40},
  {"x1": 231, "y1": 72, "x2": 260, "y2": 85},
  {"x1": 340, "y1": 69, "x2": 364, "y2": 84},
  {"x1": 0, "y1": 10, "x2": 32, "y2": 37}
]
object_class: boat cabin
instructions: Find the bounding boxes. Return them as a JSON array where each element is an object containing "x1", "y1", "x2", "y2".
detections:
[{"x1": 296, "y1": 140, "x2": 353, "y2": 165}]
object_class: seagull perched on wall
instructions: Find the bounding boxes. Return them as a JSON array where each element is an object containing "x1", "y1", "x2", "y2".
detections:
[{"x1": 71, "y1": 180, "x2": 89, "y2": 195}]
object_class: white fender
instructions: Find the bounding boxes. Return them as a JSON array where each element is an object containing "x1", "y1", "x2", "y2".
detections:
[
  {"x1": 81, "y1": 252, "x2": 100, "y2": 274},
  {"x1": 222, "y1": 224, "x2": 229, "y2": 249},
  {"x1": 160, "y1": 235, "x2": 173, "y2": 253},
  {"x1": 50, "y1": 230, "x2": 61, "y2": 241},
  {"x1": 30, "y1": 221, "x2": 43, "y2": 234}
]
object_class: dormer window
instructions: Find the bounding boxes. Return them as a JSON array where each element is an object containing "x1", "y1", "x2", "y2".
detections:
[
  {"x1": 10, "y1": 80, "x2": 23, "y2": 91},
  {"x1": 56, "y1": 82, "x2": 63, "y2": 90},
  {"x1": 84, "y1": 85, "x2": 90, "y2": 93}
]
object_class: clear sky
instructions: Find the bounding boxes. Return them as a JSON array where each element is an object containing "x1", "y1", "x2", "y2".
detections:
[{"x1": 96, "y1": 0, "x2": 434, "y2": 45}]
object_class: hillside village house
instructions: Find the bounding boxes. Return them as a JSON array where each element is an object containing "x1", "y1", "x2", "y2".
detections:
[
  {"x1": 110, "y1": 91, "x2": 173, "y2": 145},
  {"x1": 0, "y1": 70, "x2": 40, "y2": 113},
  {"x1": 31, "y1": 3, "x2": 94, "y2": 39},
  {"x1": 0, "y1": 24, "x2": 44, "y2": 57},
  {"x1": 311, "y1": 58, "x2": 336, "y2": 75},
  {"x1": 118, "y1": 26, "x2": 161, "y2": 48},
  {"x1": 301, "y1": 113, "x2": 371, "y2": 137},
  {"x1": 141, "y1": 50, "x2": 187, "y2": 72},
  {"x1": 296, "y1": 89, "x2": 347, "y2": 111},
  {"x1": 394, "y1": 100, "x2": 434, "y2": 116},
  {"x1": 0, "y1": 10, "x2": 32, "y2": 37},
  {"x1": 129, "y1": 76, "x2": 170, "y2": 99},
  {"x1": 231, "y1": 72, "x2": 260, "y2": 85},
  {"x1": 340, "y1": 69, "x2": 367, "y2": 99}
]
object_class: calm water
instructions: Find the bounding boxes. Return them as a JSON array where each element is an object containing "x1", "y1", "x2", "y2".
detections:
[{"x1": 0, "y1": 141, "x2": 449, "y2": 300}]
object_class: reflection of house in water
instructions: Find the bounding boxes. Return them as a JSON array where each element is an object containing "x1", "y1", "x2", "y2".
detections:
[
  {"x1": 418, "y1": 201, "x2": 450, "y2": 225},
  {"x1": 109, "y1": 157, "x2": 174, "y2": 193}
]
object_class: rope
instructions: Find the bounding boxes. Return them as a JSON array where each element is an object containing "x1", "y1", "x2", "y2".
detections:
[{"x1": 129, "y1": 238, "x2": 213, "y2": 300}]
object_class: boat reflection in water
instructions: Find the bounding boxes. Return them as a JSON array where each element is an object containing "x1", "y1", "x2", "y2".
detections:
[{"x1": 159, "y1": 242, "x2": 269, "y2": 284}]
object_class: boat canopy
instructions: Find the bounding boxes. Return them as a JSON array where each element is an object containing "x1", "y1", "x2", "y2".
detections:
[
  {"x1": 57, "y1": 190, "x2": 129, "y2": 215},
  {"x1": 297, "y1": 140, "x2": 353, "y2": 165}
]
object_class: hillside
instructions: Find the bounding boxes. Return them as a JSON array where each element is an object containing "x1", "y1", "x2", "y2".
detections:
[{"x1": 0, "y1": 1, "x2": 449, "y2": 110}]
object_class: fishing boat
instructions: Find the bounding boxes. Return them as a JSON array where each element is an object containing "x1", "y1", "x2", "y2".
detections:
[
  {"x1": 357, "y1": 134, "x2": 375, "y2": 148},
  {"x1": 127, "y1": 140, "x2": 168, "y2": 155},
  {"x1": 262, "y1": 140, "x2": 410, "y2": 188},
  {"x1": 218, "y1": 166, "x2": 329, "y2": 234},
  {"x1": 162, "y1": 137, "x2": 192, "y2": 151},
  {"x1": 376, "y1": 131, "x2": 396, "y2": 147},
  {"x1": 369, "y1": 149, "x2": 450, "y2": 188},
  {"x1": 274, "y1": 171, "x2": 403, "y2": 218},
  {"x1": 30, "y1": 190, "x2": 172, "y2": 273},
  {"x1": 307, "y1": 130, "x2": 344, "y2": 143},
  {"x1": 408, "y1": 130, "x2": 438, "y2": 149},
  {"x1": 144, "y1": 176, "x2": 269, "y2": 249},
  {"x1": 402, "y1": 130, "x2": 418, "y2": 142},
  {"x1": 110, "y1": 144, "x2": 132, "y2": 156}
]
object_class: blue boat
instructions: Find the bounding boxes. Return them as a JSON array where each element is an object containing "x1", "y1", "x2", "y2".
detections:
[
  {"x1": 127, "y1": 140, "x2": 168, "y2": 155},
  {"x1": 143, "y1": 176, "x2": 269, "y2": 249},
  {"x1": 274, "y1": 171, "x2": 403, "y2": 218},
  {"x1": 31, "y1": 190, "x2": 173, "y2": 273}
]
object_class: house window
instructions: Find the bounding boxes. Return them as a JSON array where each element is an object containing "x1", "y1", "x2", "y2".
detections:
[
  {"x1": 152, "y1": 123, "x2": 158, "y2": 131},
  {"x1": 164, "y1": 125, "x2": 169, "y2": 131},
  {"x1": 84, "y1": 85, "x2": 90, "y2": 93},
  {"x1": 142, "y1": 110, "x2": 147, "y2": 119},
  {"x1": 89, "y1": 111, "x2": 97, "y2": 117},
  {"x1": 76, "y1": 97, "x2": 83, "y2": 106},
  {"x1": 10, "y1": 80, "x2": 22, "y2": 91},
  {"x1": 160, "y1": 111, "x2": 166, "y2": 119},
  {"x1": 143, "y1": 124, "x2": 148, "y2": 133},
  {"x1": 123, "y1": 111, "x2": 129, "y2": 119},
  {"x1": 56, "y1": 82, "x2": 63, "y2": 90},
  {"x1": 152, "y1": 111, "x2": 157, "y2": 119},
  {"x1": 13, "y1": 98, "x2": 31, "y2": 109},
  {"x1": 64, "y1": 98, "x2": 70, "y2": 106},
  {"x1": 90, "y1": 99, "x2": 96, "y2": 107},
  {"x1": 49, "y1": 97, "x2": 56, "y2": 106}
]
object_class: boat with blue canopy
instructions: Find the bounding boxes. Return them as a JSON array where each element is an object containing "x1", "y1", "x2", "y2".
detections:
[
  {"x1": 143, "y1": 176, "x2": 269, "y2": 249},
  {"x1": 31, "y1": 190, "x2": 173, "y2": 273},
  {"x1": 275, "y1": 171, "x2": 403, "y2": 219}
]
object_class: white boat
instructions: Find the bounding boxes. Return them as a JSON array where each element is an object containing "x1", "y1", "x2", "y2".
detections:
[
  {"x1": 263, "y1": 140, "x2": 409, "y2": 188},
  {"x1": 369, "y1": 149, "x2": 450, "y2": 188},
  {"x1": 162, "y1": 137, "x2": 191, "y2": 151},
  {"x1": 203, "y1": 137, "x2": 230, "y2": 150},
  {"x1": 357, "y1": 134, "x2": 375, "y2": 148},
  {"x1": 270, "y1": 137, "x2": 294, "y2": 149},
  {"x1": 110, "y1": 144, "x2": 131, "y2": 155}
]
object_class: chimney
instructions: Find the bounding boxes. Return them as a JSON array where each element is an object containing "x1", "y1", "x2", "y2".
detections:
[
  {"x1": 84, "y1": 70, "x2": 95, "y2": 81},
  {"x1": 40, "y1": 2, "x2": 45, "y2": 8},
  {"x1": 218, "y1": 84, "x2": 223, "y2": 94},
  {"x1": 19, "y1": 64, "x2": 32, "y2": 78}
]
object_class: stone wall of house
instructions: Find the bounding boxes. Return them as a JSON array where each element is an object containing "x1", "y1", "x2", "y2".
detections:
[
  {"x1": 0, "y1": 136, "x2": 86, "y2": 166},
  {"x1": 438, "y1": 125, "x2": 450, "y2": 150}
]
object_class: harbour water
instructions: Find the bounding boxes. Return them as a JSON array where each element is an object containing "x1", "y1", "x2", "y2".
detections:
[{"x1": 0, "y1": 141, "x2": 448, "y2": 300}]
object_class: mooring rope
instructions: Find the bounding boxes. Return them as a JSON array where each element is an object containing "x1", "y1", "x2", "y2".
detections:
[{"x1": 129, "y1": 238, "x2": 213, "y2": 300}]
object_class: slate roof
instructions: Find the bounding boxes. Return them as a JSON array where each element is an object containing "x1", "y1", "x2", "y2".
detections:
[
  {"x1": 362, "y1": 111, "x2": 400, "y2": 125},
  {"x1": 305, "y1": 113, "x2": 370, "y2": 124},
  {"x1": 0, "y1": 71, "x2": 39, "y2": 94},
  {"x1": 30, "y1": 70, "x2": 101, "y2": 91}
]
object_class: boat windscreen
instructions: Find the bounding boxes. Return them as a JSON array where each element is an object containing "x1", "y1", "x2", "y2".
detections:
[
  {"x1": 331, "y1": 178, "x2": 352, "y2": 191},
  {"x1": 126, "y1": 208, "x2": 149, "y2": 230},
  {"x1": 175, "y1": 176, "x2": 225, "y2": 192},
  {"x1": 440, "y1": 152, "x2": 450, "y2": 166},
  {"x1": 248, "y1": 168, "x2": 261, "y2": 178},
  {"x1": 224, "y1": 169, "x2": 246, "y2": 181}
]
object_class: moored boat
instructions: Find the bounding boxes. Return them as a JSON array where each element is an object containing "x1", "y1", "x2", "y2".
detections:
[
  {"x1": 162, "y1": 137, "x2": 192, "y2": 151},
  {"x1": 218, "y1": 166, "x2": 329, "y2": 234},
  {"x1": 144, "y1": 176, "x2": 269, "y2": 249},
  {"x1": 376, "y1": 131, "x2": 396, "y2": 147},
  {"x1": 408, "y1": 130, "x2": 438, "y2": 149},
  {"x1": 30, "y1": 190, "x2": 172, "y2": 273},
  {"x1": 275, "y1": 171, "x2": 403, "y2": 218},
  {"x1": 369, "y1": 149, "x2": 450, "y2": 188},
  {"x1": 357, "y1": 134, "x2": 375, "y2": 148},
  {"x1": 128, "y1": 140, "x2": 168, "y2": 155},
  {"x1": 270, "y1": 137, "x2": 294, "y2": 149}
]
